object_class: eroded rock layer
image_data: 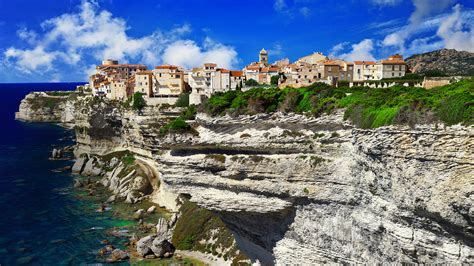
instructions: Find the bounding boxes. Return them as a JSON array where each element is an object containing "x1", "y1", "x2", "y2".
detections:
[{"x1": 17, "y1": 92, "x2": 474, "y2": 264}]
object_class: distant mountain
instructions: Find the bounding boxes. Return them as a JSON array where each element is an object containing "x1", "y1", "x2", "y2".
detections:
[{"x1": 406, "y1": 49, "x2": 474, "y2": 76}]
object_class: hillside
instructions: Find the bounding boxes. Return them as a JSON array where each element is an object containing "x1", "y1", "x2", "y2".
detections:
[{"x1": 406, "y1": 49, "x2": 474, "y2": 76}]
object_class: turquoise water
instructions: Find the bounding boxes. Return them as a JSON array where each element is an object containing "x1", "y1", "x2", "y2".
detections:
[{"x1": 0, "y1": 83, "x2": 136, "y2": 265}]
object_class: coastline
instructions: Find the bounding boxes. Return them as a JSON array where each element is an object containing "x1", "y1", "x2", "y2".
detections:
[{"x1": 9, "y1": 86, "x2": 474, "y2": 265}]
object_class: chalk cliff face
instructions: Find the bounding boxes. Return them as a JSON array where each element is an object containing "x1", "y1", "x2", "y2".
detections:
[
  {"x1": 17, "y1": 92, "x2": 474, "y2": 264},
  {"x1": 15, "y1": 92, "x2": 76, "y2": 123}
]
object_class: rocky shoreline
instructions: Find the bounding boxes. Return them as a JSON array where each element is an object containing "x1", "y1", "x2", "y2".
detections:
[{"x1": 16, "y1": 91, "x2": 474, "y2": 264}]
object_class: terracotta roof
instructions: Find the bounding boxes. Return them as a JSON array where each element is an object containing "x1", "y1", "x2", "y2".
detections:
[
  {"x1": 245, "y1": 66, "x2": 260, "y2": 71},
  {"x1": 323, "y1": 60, "x2": 341, "y2": 66},
  {"x1": 380, "y1": 60, "x2": 406, "y2": 65},
  {"x1": 218, "y1": 68, "x2": 230, "y2": 73},
  {"x1": 204, "y1": 63, "x2": 217, "y2": 67},
  {"x1": 354, "y1": 61, "x2": 376, "y2": 65},
  {"x1": 230, "y1": 70, "x2": 244, "y2": 77},
  {"x1": 155, "y1": 65, "x2": 178, "y2": 70},
  {"x1": 389, "y1": 54, "x2": 403, "y2": 60},
  {"x1": 97, "y1": 64, "x2": 146, "y2": 69}
]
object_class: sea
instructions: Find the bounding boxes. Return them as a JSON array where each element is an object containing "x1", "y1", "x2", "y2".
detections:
[{"x1": 0, "y1": 83, "x2": 137, "y2": 265}]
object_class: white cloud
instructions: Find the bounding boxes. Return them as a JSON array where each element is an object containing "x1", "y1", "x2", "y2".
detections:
[
  {"x1": 16, "y1": 27, "x2": 38, "y2": 45},
  {"x1": 3, "y1": 0, "x2": 238, "y2": 79},
  {"x1": 162, "y1": 38, "x2": 238, "y2": 70},
  {"x1": 437, "y1": 4, "x2": 474, "y2": 52},
  {"x1": 268, "y1": 43, "x2": 284, "y2": 57},
  {"x1": 371, "y1": 0, "x2": 402, "y2": 6},
  {"x1": 5, "y1": 46, "x2": 59, "y2": 73},
  {"x1": 274, "y1": 0, "x2": 312, "y2": 20},
  {"x1": 331, "y1": 39, "x2": 376, "y2": 61},
  {"x1": 329, "y1": 42, "x2": 349, "y2": 58},
  {"x1": 382, "y1": 0, "x2": 453, "y2": 52},
  {"x1": 299, "y1": 7, "x2": 312, "y2": 18},
  {"x1": 274, "y1": 0, "x2": 287, "y2": 12}
]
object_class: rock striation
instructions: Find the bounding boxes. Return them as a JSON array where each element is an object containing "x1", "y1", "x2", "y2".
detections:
[{"x1": 17, "y1": 92, "x2": 474, "y2": 264}]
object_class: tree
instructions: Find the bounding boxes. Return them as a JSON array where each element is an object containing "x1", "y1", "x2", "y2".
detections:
[
  {"x1": 271, "y1": 75, "x2": 280, "y2": 86},
  {"x1": 175, "y1": 93, "x2": 190, "y2": 107},
  {"x1": 245, "y1": 79, "x2": 259, "y2": 87},
  {"x1": 132, "y1": 92, "x2": 146, "y2": 112}
]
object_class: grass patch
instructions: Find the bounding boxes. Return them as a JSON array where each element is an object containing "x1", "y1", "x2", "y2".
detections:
[
  {"x1": 202, "y1": 78, "x2": 474, "y2": 128},
  {"x1": 159, "y1": 105, "x2": 197, "y2": 136},
  {"x1": 45, "y1": 91, "x2": 73, "y2": 96},
  {"x1": 172, "y1": 201, "x2": 247, "y2": 262}
]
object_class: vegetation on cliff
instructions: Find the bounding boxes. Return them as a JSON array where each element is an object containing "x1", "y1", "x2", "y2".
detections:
[
  {"x1": 158, "y1": 105, "x2": 198, "y2": 136},
  {"x1": 203, "y1": 79, "x2": 474, "y2": 128},
  {"x1": 172, "y1": 200, "x2": 249, "y2": 264}
]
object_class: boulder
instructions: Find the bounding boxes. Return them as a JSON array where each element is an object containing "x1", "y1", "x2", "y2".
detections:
[
  {"x1": 136, "y1": 235, "x2": 154, "y2": 257},
  {"x1": 107, "y1": 249, "x2": 129, "y2": 262},
  {"x1": 51, "y1": 148, "x2": 63, "y2": 159},
  {"x1": 82, "y1": 158, "x2": 95, "y2": 176},
  {"x1": 72, "y1": 157, "x2": 86, "y2": 173},
  {"x1": 106, "y1": 195, "x2": 116, "y2": 203},
  {"x1": 131, "y1": 176, "x2": 150, "y2": 192},
  {"x1": 147, "y1": 206, "x2": 156, "y2": 214},
  {"x1": 150, "y1": 238, "x2": 175, "y2": 258},
  {"x1": 73, "y1": 179, "x2": 83, "y2": 188},
  {"x1": 133, "y1": 209, "x2": 145, "y2": 220}
]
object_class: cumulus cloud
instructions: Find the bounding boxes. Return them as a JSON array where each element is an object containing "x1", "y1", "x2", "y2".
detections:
[
  {"x1": 382, "y1": 0, "x2": 453, "y2": 51},
  {"x1": 329, "y1": 42, "x2": 349, "y2": 58},
  {"x1": 331, "y1": 39, "x2": 376, "y2": 61},
  {"x1": 274, "y1": 0, "x2": 287, "y2": 12},
  {"x1": 162, "y1": 38, "x2": 238, "y2": 70},
  {"x1": 437, "y1": 4, "x2": 474, "y2": 52},
  {"x1": 3, "y1": 0, "x2": 238, "y2": 80},
  {"x1": 5, "y1": 46, "x2": 59, "y2": 73}
]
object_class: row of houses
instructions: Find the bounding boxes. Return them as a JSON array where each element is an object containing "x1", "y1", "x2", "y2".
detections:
[{"x1": 89, "y1": 49, "x2": 407, "y2": 105}]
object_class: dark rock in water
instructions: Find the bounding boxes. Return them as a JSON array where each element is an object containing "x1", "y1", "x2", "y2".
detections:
[
  {"x1": 51, "y1": 148, "x2": 63, "y2": 159},
  {"x1": 101, "y1": 239, "x2": 110, "y2": 245},
  {"x1": 72, "y1": 157, "x2": 86, "y2": 174},
  {"x1": 16, "y1": 256, "x2": 33, "y2": 264},
  {"x1": 50, "y1": 239, "x2": 66, "y2": 244},
  {"x1": 73, "y1": 179, "x2": 83, "y2": 188},
  {"x1": 106, "y1": 249, "x2": 129, "y2": 262}
]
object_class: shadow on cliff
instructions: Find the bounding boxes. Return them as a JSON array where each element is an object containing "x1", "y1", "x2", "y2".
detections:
[{"x1": 216, "y1": 205, "x2": 297, "y2": 265}]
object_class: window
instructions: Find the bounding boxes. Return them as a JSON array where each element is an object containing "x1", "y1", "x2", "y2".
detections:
[
  {"x1": 399, "y1": 73, "x2": 402, "y2": 76},
  {"x1": 392, "y1": 73, "x2": 394, "y2": 77}
]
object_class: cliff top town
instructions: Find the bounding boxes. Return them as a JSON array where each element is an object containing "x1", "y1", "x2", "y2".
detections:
[{"x1": 89, "y1": 49, "x2": 417, "y2": 106}]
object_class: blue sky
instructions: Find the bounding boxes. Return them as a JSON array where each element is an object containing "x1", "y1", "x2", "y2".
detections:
[{"x1": 0, "y1": 0, "x2": 473, "y2": 82}]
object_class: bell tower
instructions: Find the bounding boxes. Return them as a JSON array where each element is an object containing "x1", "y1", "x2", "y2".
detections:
[{"x1": 259, "y1": 48, "x2": 268, "y2": 66}]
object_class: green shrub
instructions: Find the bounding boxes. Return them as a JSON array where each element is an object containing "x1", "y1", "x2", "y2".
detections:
[
  {"x1": 132, "y1": 92, "x2": 146, "y2": 111},
  {"x1": 245, "y1": 79, "x2": 259, "y2": 87},
  {"x1": 175, "y1": 93, "x2": 190, "y2": 107},
  {"x1": 122, "y1": 154, "x2": 135, "y2": 166},
  {"x1": 202, "y1": 79, "x2": 474, "y2": 128},
  {"x1": 271, "y1": 75, "x2": 280, "y2": 86},
  {"x1": 159, "y1": 117, "x2": 191, "y2": 136}
]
